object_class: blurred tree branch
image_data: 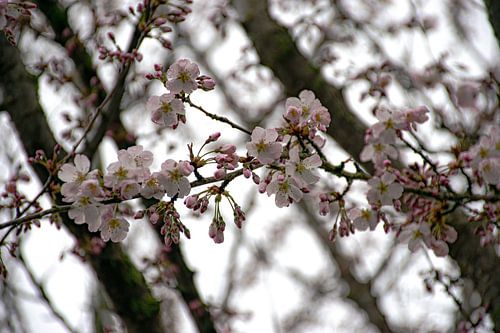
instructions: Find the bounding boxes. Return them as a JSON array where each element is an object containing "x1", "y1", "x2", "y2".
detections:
[
  {"x1": 233, "y1": 0, "x2": 500, "y2": 328},
  {"x1": 32, "y1": 2, "x2": 218, "y2": 331},
  {"x1": 0, "y1": 33, "x2": 163, "y2": 333}
]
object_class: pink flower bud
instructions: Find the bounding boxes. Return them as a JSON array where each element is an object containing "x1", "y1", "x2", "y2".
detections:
[
  {"x1": 207, "y1": 132, "x2": 221, "y2": 142},
  {"x1": 243, "y1": 168, "x2": 252, "y2": 178},
  {"x1": 214, "y1": 169, "x2": 226, "y2": 180}
]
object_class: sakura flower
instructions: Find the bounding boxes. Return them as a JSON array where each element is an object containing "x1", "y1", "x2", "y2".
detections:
[
  {"x1": 147, "y1": 93, "x2": 185, "y2": 127},
  {"x1": 246, "y1": 127, "x2": 282, "y2": 164},
  {"x1": 285, "y1": 90, "x2": 323, "y2": 123},
  {"x1": 285, "y1": 147, "x2": 322, "y2": 187},
  {"x1": 266, "y1": 173, "x2": 303, "y2": 208},
  {"x1": 208, "y1": 218, "x2": 225, "y2": 244},
  {"x1": 140, "y1": 174, "x2": 165, "y2": 199},
  {"x1": 349, "y1": 208, "x2": 379, "y2": 231},
  {"x1": 166, "y1": 59, "x2": 200, "y2": 94},
  {"x1": 59, "y1": 154, "x2": 98, "y2": 202},
  {"x1": 360, "y1": 141, "x2": 398, "y2": 167},
  {"x1": 479, "y1": 158, "x2": 500, "y2": 185},
  {"x1": 119, "y1": 180, "x2": 141, "y2": 200},
  {"x1": 398, "y1": 223, "x2": 431, "y2": 252},
  {"x1": 104, "y1": 161, "x2": 132, "y2": 190},
  {"x1": 157, "y1": 160, "x2": 193, "y2": 198},
  {"x1": 79, "y1": 179, "x2": 106, "y2": 201},
  {"x1": 118, "y1": 145, "x2": 153, "y2": 177},
  {"x1": 68, "y1": 196, "x2": 101, "y2": 232},
  {"x1": 197, "y1": 75, "x2": 216, "y2": 91},
  {"x1": 310, "y1": 106, "x2": 331, "y2": 132},
  {"x1": 395, "y1": 106, "x2": 429, "y2": 131},
  {"x1": 99, "y1": 206, "x2": 130, "y2": 242},
  {"x1": 367, "y1": 173, "x2": 403, "y2": 206},
  {"x1": 370, "y1": 108, "x2": 402, "y2": 144},
  {"x1": 284, "y1": 105, "x2": 302, "y2": 125}
]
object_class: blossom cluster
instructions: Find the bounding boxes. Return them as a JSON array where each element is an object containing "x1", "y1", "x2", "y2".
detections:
[
  {"x1": 245, "y1": 90, "x2": 327, "y2": 208},
  {"x1": 145, "y1": 59, "x2": 215, "y2": 129},
  {"x1": 58, "y1": 146, "x2": 193, "y2": 242},
  {"x1": 52, "y1": 58, "x2": 498, "y2": 257}
]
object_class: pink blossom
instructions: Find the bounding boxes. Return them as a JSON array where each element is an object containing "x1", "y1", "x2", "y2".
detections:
[
  {"x1": 285, "y1": 90, "x2": 323, "y2": 123},
  {"x1": 117, "y1": 145, "x2": 153, "y2": 182},
  {"x1": 266, "y1": 173, "x2": 303, "y2": 208},
  {"x1": 479, "y1": 158, "x2": 499, "y2": 185},
  {"x1": 147, "y1": 93, "x2": 185, "y2": 127},
  {"x1": 398, "y1": 223, "x2": 431, "y2": 253},
  {"x1": 395, "y1": 106, "x2": 429, "y2": 131},
  {"x1": 140, "y1": 174, "x2": 165, "y2": 199},
  {"x1": 246, "y1": 127, "x2": 282, "y2": 164},
  {"x1": 197, "y1": 75, "x2": 216, "y2": 91},
  {"x1": 119, "y1": 180, "x2": 141, "y2": 200},
  {"x1": 157, "y1": 160, "x2": 193, "y2": 198},
  {"x1": 59, "y1": 154, "x2": 98, "y2": 202},
  {"x1": 285, "y1": 147, "x2": 322, "y2": 187},
  {"x1": 360, "y1": 142, "x2": 398, "y2": 167},
  {"x1": 99, "y1": 206, "x2": 130, "y2": 242},
  {"x1": 367, "y1": 173, "x2": 404, "y2": 206},
  {"x1": 68, "y1": 197, "x2": 101, "y2": 232},
  {"x1": 284, "y1": 105, "x2": 302, "y2": 125},
  {"x1": 310, "y1": 107, "x2": 331, "y2": 132},
  {"x1": 166, "y1": 59, "x2": 200, "y2": 94},
  {"x1": 104, "y1": 161, "x2": 132, "y2": 190},
  {"x1": 370, "y1": 108, "x2": 403, "y2": 143},
  {"x1": 79, "y1": 179, "x2": 106, "y2": 201},
  {"x1": 349, "y1": 208, "x2": 379, "y2": 231}
]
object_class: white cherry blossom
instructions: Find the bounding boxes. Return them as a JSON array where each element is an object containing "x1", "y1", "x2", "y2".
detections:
[
  {"x1": 157, "y1": 160, "x2": 193, "y2": 198},
  {"x1": 266, "y1": 173, "x2": 303, "y2": 208},
  {"x1": 285, "y1": 147, "x2": 322, "y2": 187},
  {"x1": 246, "y1": 127, "x2": 282, "y2": 164},
  {"x1": 166, "y1": 58, "x2": 200, "y2": 94},
  {"x1": 99, "y1": 206, "x2": 129, "y2": 242},
  {"x1": 147, "y1": 93, "x2": 185, "y2": 127},
  {"x1": 367, "y1": 173, "x2": 403, "y2": 206}
]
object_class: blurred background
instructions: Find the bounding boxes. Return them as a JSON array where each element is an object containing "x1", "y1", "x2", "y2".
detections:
[{"x1": 0, "y1": 0, "x2": 499, "y2": 332}]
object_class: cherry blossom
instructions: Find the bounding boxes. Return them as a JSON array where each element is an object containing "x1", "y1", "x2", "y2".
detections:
[
  {"x1": 166, "y1": 58, "x2": 200, "y2": 94},
  {"x1": 58, "y1": 154, "x2": 98, "y2": 202},
  {"x1": 117, "y1": 145, "x2": 153, "y2": 179},
  {"x1": 360, "y1": 142, "x2": 398, "y2": 168},
  {"x1": 104, "y1": 161, "x2": 133, "y2": 190},
  {"x1": 285, "y1": 90, "x2": 323, "y2": 124},
  {"x1": 246, "y1": 127, "x2": 282, "y2": 164},
  {"x1": 68, "y1": 197, "x2": 101, "y2": 232},
  {"x1": 285, "y1": 146, "x2": 322, "y2": 187},
  {"x1": 157, "y1": 160, "x2": 193, "y2": 198},
  {"x1": 367, "y1": 173, "x2": 404, "y2": 206},
  {"x1": 147, "y1": 93, "x2": 185, "y2": 127},
  {"x1": 349, "y1": 208, "x2": 379, "y2": 231},
  {"x1": 266, "y1": 173, "x2": 303, "y2": 208},
  {"x1": 370, "y1": 108, "x2": 401, "y2": 144},
  {"x1": 140, "y1": 174, "x2": 166, "y2": 199},
  {"x1": 99, "y1": 206, "x2": 130, "y2": 242},
  {"x1": 398, "y1": 222, "x2": 432, "y2": 253}
]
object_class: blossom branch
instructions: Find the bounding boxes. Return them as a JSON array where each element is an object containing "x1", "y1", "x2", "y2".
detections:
[{"x1": 185, "y1": 97, "x2": 252, "y2": 135}]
